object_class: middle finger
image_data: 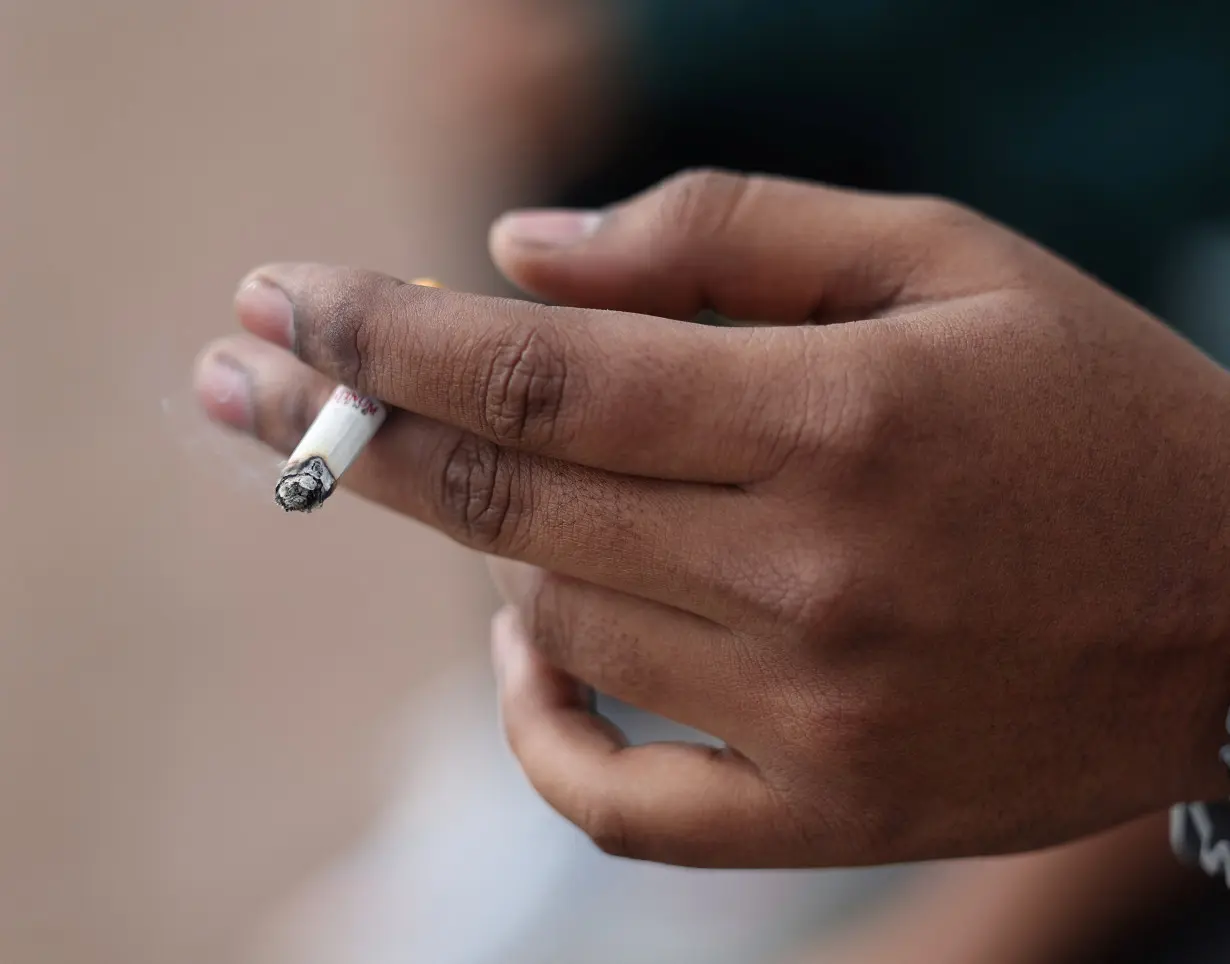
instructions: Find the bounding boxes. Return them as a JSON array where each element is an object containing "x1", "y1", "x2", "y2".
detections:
[{"x1": 197, "y1": 334, "x2": 769, "y2": 623}]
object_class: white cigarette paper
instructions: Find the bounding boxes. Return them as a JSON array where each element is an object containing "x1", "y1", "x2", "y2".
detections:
[
  {"x1": 274, "y1": 277, "x2": 442, "y2": 513},
  {"x1": 274, "y1": 387, "x2": 387, "y2": 512}
]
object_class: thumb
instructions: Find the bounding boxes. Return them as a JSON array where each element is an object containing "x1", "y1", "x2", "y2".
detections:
[{"x1": 489, "y1": 168, "x2": 966, "y2": 323}]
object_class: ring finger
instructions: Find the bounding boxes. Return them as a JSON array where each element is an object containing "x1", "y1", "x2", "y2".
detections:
[{"x1": 489, "y1": 559, "x2": 755, "y2": 737}]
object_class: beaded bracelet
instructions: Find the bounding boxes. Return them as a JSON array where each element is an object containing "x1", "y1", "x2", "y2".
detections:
[{"x1": 1169, "y1": 709, "x2": 1230, "y2": 885}]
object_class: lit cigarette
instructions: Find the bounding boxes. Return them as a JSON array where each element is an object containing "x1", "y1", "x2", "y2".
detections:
[{"x1": 274, "y1": 278, "x2": 443, "y2": 512}]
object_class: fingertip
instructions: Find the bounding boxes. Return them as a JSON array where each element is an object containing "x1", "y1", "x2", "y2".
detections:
[
  {"x1": 490, "y1": 601, "x2": 782, "y2": 865},
  {"x1": 489, "y1": 209, "x2": 606, "y2": 298},
  {"x1": 234, "y1": 274, "x2": 295, "y2": 349},
  {"x1": 491, "y1": 209, "x2": 604, "y2": 252},
  {"x1": 236, "y1": 261, "x2": 316, "y2": 293},
  {"x1": 193, "y1": 344, "x2": 254, "y2": 432},
  {"x1": 490, "y1": 604, "x2": 529, "y2": 688},
  {"x1": 494, "y1": 605, "x2": 588, "y2": 716},
  {"x1": 191, "y1": 334, "x2": 338, "y2": 454}
]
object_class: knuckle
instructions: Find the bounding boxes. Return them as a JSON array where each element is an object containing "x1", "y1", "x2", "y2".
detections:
[
  {"x1": 651, "y1": 167, "x2": 755, "y2": 252},
  {"x1": 577, "y1": 800, "x2": 635, "y2": 859},
  {"x1": 764, "y1": 625, "x2": 913, "y2": 857},
  {"x1": 437, "y1": 433, "x2": 527, "y2": 552},
  {"x1": 747, "y1": 329, "x2": 818, "y2": 476},
  {"x1": 890, "y1": 195, "x2": 1018, "y2": 288},
  {"x1": 897, "y1": 193, "x2": 981, "y2": 237},
  {"x1": 769, "y1": 547, "x2": 902, "y2": 675},
  {"x1": 658, "y1": 166, "x2": 743, "y2": 203},
  {"x1": 810, "y1": 362, "x2": 907, "y2": 477},
  {"x1": 480, "y1": 321, "x2": 571, "y2": 449},
  {"x1": 718, "y1": 528, "x2": 876, "y2": 645},
  {"x1": 782, "y1": 550, "x2": 870, "y2": 649},
  {"x1": 722, "y1": 546, "x2": 824, "y2": 635}
]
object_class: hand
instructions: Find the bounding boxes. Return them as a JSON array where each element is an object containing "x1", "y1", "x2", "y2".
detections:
[
  {"x1": 783, "y1": 814, "x2": 1196, "y2": 964},
  {"x1": 196, "y1": 170, "x2": 1230, "y2": 867}
]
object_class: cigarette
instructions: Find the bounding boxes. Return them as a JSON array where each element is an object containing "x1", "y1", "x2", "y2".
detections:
[{"x1": 274, "y1": 278, "x2": 443, "y2": 512}]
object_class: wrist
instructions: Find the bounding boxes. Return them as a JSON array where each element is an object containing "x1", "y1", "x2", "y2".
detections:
[
  {"x1": 1143, "y1": 409, "x2": 1230, "y2": 811},
  {"x1": 1176, "y1": 499, "x2": 1230, "y2": 806}
]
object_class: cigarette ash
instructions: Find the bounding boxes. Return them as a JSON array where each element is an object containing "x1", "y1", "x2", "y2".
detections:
[{"x1": 275, "y1": 456, "x2": 337, "y2": 512}]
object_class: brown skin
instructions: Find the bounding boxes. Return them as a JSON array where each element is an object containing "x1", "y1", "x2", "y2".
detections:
[
  {"x1": 197, "y1": 170, "x2": 1230, "y2": 869},
  {"x1": 793, "y1": 814, "x2": 1200, "y2": 964}
]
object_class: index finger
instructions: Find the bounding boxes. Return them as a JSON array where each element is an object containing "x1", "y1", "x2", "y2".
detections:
[{"x1": 236, "y1": 264, "x2": 814, "y2": 482}]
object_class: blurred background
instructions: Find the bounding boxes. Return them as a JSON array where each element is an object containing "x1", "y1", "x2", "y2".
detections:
[{"x1": 4, "y1": 1, "x2": 1230, "y2": 962}]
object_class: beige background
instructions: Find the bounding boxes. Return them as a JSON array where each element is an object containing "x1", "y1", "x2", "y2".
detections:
[{"x1": 0, "y1": 2, "x2": 616, "y2": 961}]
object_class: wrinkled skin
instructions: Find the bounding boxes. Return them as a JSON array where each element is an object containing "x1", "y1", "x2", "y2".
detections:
[{"x1": 197, "y1": 171, "x2": 1230, "y2": 868}]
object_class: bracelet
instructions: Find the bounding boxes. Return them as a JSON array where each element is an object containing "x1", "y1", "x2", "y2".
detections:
[{"x1": 1169, "y1": 708, "x2": 1230, "y2": 886}]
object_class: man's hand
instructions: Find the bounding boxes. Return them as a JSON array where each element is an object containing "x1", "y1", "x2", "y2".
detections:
[
  {"x1": 784, "y1": 814, "x2": 1199, "y2": 964},
  {"x1": 196, "y1": 171, "x2": 1230, "y2": 868}
]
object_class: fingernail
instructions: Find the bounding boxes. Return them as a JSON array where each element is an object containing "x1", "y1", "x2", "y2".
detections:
[
  {"x1": 235, "y1": 277, "x2": 294, "y2": 349},
  {"x1": 491, "y1": 605, "x2": 525, "y2": 687},
  {"x1": 195, "y1": 353, "x2": 253, "y2": 431},
  {"x1": 496, "y1": 209, "x2": 603, "y2": 247}
]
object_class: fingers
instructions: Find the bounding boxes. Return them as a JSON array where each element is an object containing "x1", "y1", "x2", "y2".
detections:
[
  {"x1": 194, "y1": 336, "x2": 333, "y2": 446},
  {"x1": 489, "y1": 168, "x2": 998, "y2": 322},
  {"x1": 195, "y1": 335, "x2": 770, "y2": 620},
  {"x1": 233, "y1": 262, "x2": 814, "y2": 483},
  {"x1": 491, "y1": 606, "x2": 793, "y2": 867},
  {"x1": 488, "y1": 559, "x2": 750, "y2": 730}
]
